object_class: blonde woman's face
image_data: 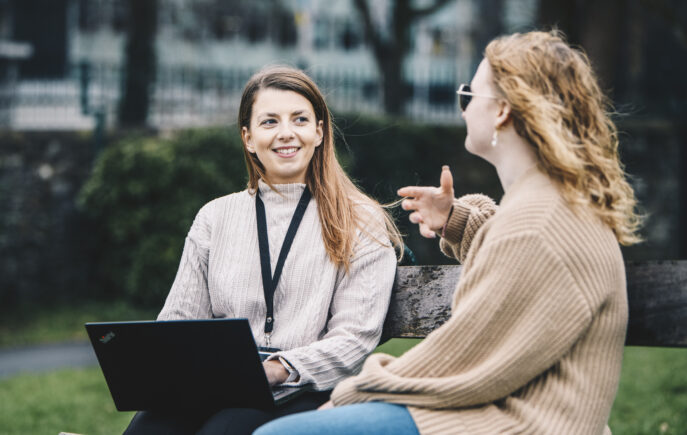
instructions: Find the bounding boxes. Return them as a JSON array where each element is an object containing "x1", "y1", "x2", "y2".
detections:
[
  {"x1": 462, "y1": 59, "x2": 502, "y2": 158},
  {"x1": 242, "y1": 88, "x2": 323, "y2": 184}
]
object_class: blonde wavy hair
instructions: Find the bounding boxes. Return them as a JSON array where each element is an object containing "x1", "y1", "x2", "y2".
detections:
[
  {"x1": 238, "y1": 66, "x2": 403, "y2": 270},
  {"x1": 485, "y1": 30, "x2": 642, "y2": 245}
]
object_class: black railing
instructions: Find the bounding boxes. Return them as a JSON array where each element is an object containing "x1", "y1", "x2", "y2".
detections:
[{"x1": 7, "y1": 61, "x2": 461, "y2": 130}]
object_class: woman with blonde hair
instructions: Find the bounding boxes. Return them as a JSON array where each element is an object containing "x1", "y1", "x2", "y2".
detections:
[
  {"x1": 255, "y1": 30, "x2": 642, "y2": 435},
  {"x1": 125, "y1": 66, "x2": 402, "y2": 434}
]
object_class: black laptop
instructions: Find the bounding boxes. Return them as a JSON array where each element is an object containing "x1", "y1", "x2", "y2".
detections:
[{"x1": 85, "y1": 318, "x2": 308, "y2": 412}]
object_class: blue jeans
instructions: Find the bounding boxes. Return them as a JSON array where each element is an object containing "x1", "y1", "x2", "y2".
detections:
[{"x1": 253, "y1": 402, "x2": 419, "y2": 435}]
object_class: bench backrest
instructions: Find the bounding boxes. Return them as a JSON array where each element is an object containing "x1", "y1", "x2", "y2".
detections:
[{"x1": 381, "y1": 261, "x2": 687, "y2": 348}]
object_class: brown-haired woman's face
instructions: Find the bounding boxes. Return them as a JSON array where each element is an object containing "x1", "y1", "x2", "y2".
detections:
[{"x1": 242, "y1": 88, "x2": 323, "y2": 184}]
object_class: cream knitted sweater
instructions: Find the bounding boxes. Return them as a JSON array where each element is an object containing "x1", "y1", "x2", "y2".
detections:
[
  {"x1": 158, "y1": 181, "x2": 397, "y2": 391},
  {"x1": 331, "y1": 166, "x2": 628, "y2": 434}
]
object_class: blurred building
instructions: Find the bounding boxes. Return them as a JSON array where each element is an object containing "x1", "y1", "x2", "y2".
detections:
[
  {"x1": 6, "y1": 0, "x2": 538, "y2": 130},
  {"x1": 0, "y1": 0, "x2": 32, "y2": 127}
]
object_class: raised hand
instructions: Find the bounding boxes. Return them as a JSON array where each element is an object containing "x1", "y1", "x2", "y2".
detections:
[{"x1": 397, "y1": 165, "x2": 454, "y2": 238}]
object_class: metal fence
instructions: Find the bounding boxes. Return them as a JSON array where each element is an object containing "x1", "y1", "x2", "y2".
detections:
[{"x1": 6, "y1": 61, "x2": 462, "y2": 131}]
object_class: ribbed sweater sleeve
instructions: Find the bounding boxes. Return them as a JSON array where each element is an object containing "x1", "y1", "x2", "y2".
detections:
[
  {"x1": 273, "y1": 239, "x2": 396, "y2": 390},
  {"x1": 158, "y1": 202, "x2": 214, "y2": 320},
  {"x1": 331, "y1": 231, "x2": 593, "y2": 408},
  {"x1": 439, "y1": 194, "x2": 497, "y2": 263}
]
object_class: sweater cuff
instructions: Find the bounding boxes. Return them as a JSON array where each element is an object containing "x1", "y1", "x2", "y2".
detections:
[
  {"x1": 278, "y1": 356, "x2": 300, "y2": 383},
  {"x1": 331, "y1": 376, "x2": 369, "y2": 406},
  {"x1": 331, "y1": 353, "x2": 397, "y2": 406},
  {"x1": 441, "y1": 199, "x2": 471, "y2": 245},
  {"x1": 268, "y1": 350, "x2": 309, "y2": 387}
]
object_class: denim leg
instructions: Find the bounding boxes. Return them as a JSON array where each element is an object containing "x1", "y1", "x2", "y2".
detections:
[{"x1": 253, "y1": 402, "x2": 419, "y2": 435}]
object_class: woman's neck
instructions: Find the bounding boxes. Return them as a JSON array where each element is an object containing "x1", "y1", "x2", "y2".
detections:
[{"x1": 492, "y1": 129, "x2": 539, "y2": 191}]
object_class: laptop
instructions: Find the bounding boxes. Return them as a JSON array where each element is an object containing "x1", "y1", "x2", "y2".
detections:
[{"x1": 85, "y1": 318, "x2": 309, "y2": 412}]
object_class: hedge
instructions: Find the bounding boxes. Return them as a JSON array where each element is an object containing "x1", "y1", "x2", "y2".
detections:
[{"x1": 79, "y1": 117, "x2": 501, "y2": 307}]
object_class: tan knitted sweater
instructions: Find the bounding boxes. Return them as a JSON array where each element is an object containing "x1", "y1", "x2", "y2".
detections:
[{"x1": 331, "y1": 166, "x2": 628, "y2": 434}]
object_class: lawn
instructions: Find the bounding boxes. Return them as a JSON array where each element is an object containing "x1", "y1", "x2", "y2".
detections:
[
  {"x1": 0, "y1": 301, "x2": 159, "y2": 348},
  {"x1": 0, "y1": 367, "x2": 134, "y2": 435},
  {"x1": 1, "y1": 342, "x2": 685, "y2": 434},
  {"x1": 2, "y1": 306, "x2": 685, "y2": 434},
  {"x1": 610, "y1": 347, "x2": 687, "y2": 434},
  {"x1": 377, "y1": 341, "x2": 687, "y2": 434}
]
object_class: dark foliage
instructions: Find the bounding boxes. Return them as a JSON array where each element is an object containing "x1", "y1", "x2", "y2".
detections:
[{"x1": 79, "y1": 128, "x2": 246, "y2": 306}]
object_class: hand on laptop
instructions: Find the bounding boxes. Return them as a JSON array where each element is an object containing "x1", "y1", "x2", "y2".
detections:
[{"x1": 263, "y1": 360, "x2": 290, "y2": 386}]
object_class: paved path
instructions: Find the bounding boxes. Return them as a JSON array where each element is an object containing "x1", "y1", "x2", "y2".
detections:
[{"x1": 0, "y1": 341, "x2": 98, "y2": 379}]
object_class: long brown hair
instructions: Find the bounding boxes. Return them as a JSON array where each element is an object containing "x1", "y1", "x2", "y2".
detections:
[
  {"x1": 485, "y1": 30, "x2": 643, "y2": 245},
  {"x1": 238, "y1": 66, "x2": 403, "y2": 269}
]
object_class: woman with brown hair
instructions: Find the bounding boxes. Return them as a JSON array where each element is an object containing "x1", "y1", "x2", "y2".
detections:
[
  {"x1": 124, "y1": 66, "x2": 402, "y2": 434},
  {"x1": 255, "y1": 30, "x2": 642, "y2": 435}
]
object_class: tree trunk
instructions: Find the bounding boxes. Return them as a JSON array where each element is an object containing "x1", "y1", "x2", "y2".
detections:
[
  {"x1": 536, "y1": 0, "x2": 581, "y2": 42},
  {"x1": 353, "y1": 0, "x2": 452, "y2": 116},
  {"x1": 537, "y1": 0, "x2": 625, "y2": 97},
  {"x1": 382, "y1": 0, "x2": 412, "y2": 115},
  {"x1": 378, "y1": 52, "x2": 405, "y2": 115},
  {"x1": 473, "y1": 0, "x2": 505, "y2": 70},
  {"x1": 118, "y1": 0, "x2": 157, "y2": 129},
  {"x1": 578, "y1": 0, "x2": 625, "y2": 96}
]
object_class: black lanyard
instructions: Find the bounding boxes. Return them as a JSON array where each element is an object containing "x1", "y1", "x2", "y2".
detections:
[{"x1": 255, "y1": 186, "x2": 312, "y2": 345}]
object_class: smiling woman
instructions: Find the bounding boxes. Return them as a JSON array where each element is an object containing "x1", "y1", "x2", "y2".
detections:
[
  {"x1": 123, "y1": 66, "x2": 404, "y2": 435},
  {"x1": 237, "y1": 67, "x2": 404, "y2": 272},
  {"x1": 242, "y1": 88, "x2": 323, "y2": 185}
]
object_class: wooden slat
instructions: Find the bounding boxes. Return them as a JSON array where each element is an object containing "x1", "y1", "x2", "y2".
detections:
[
  {"x1": 625, "y1": 261, "x2": 687, "y2": 347},
  {"x1": 381, "y1": 265, "x2": 460, "y2": 341},
  {"x1": 381, "y1": 262, "x2": 687, "y2": 348}
]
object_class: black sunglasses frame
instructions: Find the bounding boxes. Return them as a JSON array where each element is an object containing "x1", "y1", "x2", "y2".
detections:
[{"x1": 458, "y1": 84, "x2": 472, "y2": 111}]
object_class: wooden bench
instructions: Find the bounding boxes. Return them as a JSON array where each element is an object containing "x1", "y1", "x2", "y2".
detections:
[
  {"x1": 60, "y1": 261, "x2": 684, "y2": 435},
  {"x1": 381, "y1": 261, "x2": 687, "y2": 348}
]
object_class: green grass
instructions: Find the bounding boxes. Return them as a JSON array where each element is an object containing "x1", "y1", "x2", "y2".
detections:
[
  {"x1": 3, "y1": 342, "x2": 681, "y2": 435},
  {"x1": 1, "y1": 315, "x2": 685, "y2": 435},
  {"x1": 376, "y1": 340, "x2": 687, "y2": 435},
  {"x1": 1, "y1": 340, "x2": 418, "y2": 435},
  {"x1": 375, "y1": 337, "x2": 421, "y2": 355},
  {"x1": 0, "y1": 301, "x2": 158, "y2": 349},
  {"x1": 609, "y1": 347, "x2": 687, "y2": 434},
  {"x1": 0, "y1": 367, "x2": 134, "y2": 435}
]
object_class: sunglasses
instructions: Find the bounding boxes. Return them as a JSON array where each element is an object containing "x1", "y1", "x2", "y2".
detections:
[{"x1": 456, "y1": 84, "x2": 498, "y2": 111}]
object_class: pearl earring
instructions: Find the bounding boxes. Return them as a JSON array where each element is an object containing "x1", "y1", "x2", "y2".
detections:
[{"x1": 491, "y1": 129, "x2": 499, "y2": 147}]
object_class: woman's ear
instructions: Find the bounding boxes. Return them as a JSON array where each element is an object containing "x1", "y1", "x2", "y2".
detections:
[
  {"x1": 242, "y1": 126, "x2": 255, "y2": 153},
  {"x1": 495, "y1": 99, "x2": 511, "y2": 129},
  {"x1": 315, "y1": 120, "x2": 324, "y2": 147}
]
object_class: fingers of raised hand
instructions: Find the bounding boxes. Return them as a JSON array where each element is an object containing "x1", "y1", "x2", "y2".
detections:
[
  {"x1": 397, "y1": 186, "x2": 415, "y2": 198},
  {"x1": 401, "y1": 198, "x2": 418, "y2": 211},
  {"x1": 440, "y1": 166, "x2": 454, "y2": 194},
  {"x1": 398, "y1": 186, "x2": 427, "y2": 198},
  {"x1": 419, "y1": 223, "x2": 436, "y2": 239},
  {"x1": 409, "y1": 211, "x2": 423, "y2": 224}
]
